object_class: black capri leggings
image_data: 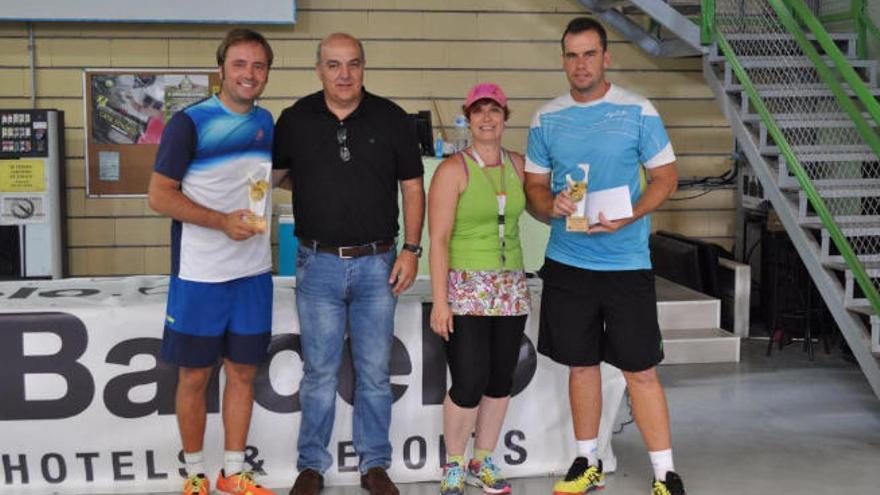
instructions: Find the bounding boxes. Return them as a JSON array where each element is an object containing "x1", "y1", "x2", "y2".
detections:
[{"x1": 444, "y1": 314, "x2": 528, "y2": 408}]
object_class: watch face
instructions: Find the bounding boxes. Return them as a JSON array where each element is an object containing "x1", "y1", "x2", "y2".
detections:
[{"x1": 404, "y1": 243, "x2": 422, "y2": 256}]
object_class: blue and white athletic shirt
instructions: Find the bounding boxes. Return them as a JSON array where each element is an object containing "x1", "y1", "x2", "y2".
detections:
[
  {"x1": 154, "y1": 95, "x2": 274, "y2": 282},
  {"x1": 526, "y1": 84, "x2": 676, "y2": 271}
]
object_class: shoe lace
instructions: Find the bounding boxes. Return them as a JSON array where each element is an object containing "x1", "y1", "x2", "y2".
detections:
[
  {"x1": 234, "y1": 470, "x2": 260, "y2": 488},
  {"x1": 653, "y1": 480, "x2": 672, "y2": 495},
  {"x1": 186, "y1": 475, "x2": 205, "y2": 492},
  {"x1": 479, "y1": 457, "x2": 503, "y2": 483},
  {"x1": 563, "y1": 457, "x2": 594, "y2": 482},
  {"x1": 584, "y1": 466, "x2": 602, "y2": 485},
  {"x1": 654, "y1": 474, "x2": 685, "y2": 495},
  {"x1": 442, "y1": 463, "x2": 464, "y2": 488}
]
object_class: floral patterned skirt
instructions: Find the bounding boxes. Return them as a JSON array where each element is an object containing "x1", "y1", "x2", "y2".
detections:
[{"x1": 447, "y1": 269, "x2": 531, "y2": 316}]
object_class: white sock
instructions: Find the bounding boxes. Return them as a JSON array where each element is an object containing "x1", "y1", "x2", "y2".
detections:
[
  {"x1": 649, "y1": 449, "x2": 674, "y2": 481},
  {"x1": 183, "y1": 451, "x2": 206, "y2": 477},
  {"x1": 576, "y1": 438, "x2": 599, "y2": 467},
  {"x1": 224, "y1": 450, "x2": 245, "y2": 475}
]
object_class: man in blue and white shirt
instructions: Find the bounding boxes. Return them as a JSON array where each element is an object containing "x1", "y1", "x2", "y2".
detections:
[
  {"x1": 525, "y1": 17, "x2": 685, "y2": 495},
  {"x1": 148, "y1": 29, "x2": 276, "y2": 495}
]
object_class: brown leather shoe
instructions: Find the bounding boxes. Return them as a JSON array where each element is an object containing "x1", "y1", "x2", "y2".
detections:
[
  {"x1": 360, "y1": 467, "x2": 399, "y2": 495},
  {"x1": 289, "y1": 469, "x2": 323, "y2": 495}
]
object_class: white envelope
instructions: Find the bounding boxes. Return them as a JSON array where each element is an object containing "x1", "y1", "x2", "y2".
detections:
[{"x1": 587, "y1": 185, "x2": 633, "y2": 225}]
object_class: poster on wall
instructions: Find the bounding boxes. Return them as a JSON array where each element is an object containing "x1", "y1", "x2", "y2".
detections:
[{"x1": 84, "y1": 70, "x2": 220, "y2": 197}]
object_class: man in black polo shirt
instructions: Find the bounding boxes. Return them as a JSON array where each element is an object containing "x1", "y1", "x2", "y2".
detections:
[{"x1": 272, "y1": 32, "x2": 425, "y2": 495}]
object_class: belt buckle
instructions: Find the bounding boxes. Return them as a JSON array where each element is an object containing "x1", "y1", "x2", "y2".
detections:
[{"x1": 338, "y1": 246, "x2": 354, "y2": 259}]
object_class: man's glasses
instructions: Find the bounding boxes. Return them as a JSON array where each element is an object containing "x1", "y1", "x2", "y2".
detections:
[{"x1": 337, "y1": 126, "x2": 351, "y2": 163}]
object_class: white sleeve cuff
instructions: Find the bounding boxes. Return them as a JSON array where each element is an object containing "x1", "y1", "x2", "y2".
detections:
[
  {"x1": 525, "y1": 157, "x2": 551, "y2": 174},
  {"x1": 644, "y1": 143, "x2": 676, "y2": 169}
]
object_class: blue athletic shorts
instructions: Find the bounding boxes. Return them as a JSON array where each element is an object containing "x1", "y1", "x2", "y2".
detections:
[{"x1": 161, "y1": 272, "x2": 273, "y2": 367}]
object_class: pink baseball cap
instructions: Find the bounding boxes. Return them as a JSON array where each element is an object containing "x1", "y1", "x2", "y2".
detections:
[{"x1": 464, "y1": 82, "x2": 508, "y2": 110}]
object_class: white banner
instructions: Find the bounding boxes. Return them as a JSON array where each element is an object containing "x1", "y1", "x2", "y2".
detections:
[{"x1": 0, "y1": 277, "x2": 624, "y2": 494}]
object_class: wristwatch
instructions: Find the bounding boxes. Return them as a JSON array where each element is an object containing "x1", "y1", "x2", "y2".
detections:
[{"x1": 402, "y1": 243, "x2": 423, "y2": 257}]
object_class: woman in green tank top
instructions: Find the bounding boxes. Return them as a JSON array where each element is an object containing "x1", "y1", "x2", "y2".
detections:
[{"x1": 428, "y1": 83, "x2": 532, "y2": 495}]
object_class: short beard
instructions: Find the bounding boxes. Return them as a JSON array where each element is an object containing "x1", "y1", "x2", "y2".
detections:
[{"x1": 571, "y1": 78, "x2": 607, "y2": 100}]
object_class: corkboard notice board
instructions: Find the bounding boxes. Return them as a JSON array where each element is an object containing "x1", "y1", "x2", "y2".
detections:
[{"x1": 84, "y1": 70, "x2": 220, "y2": 197}]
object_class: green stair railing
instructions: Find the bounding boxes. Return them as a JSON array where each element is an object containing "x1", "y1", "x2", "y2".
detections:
[
  {"x1": 818, "y1": 0, "x2": 880, "y2": 59},
  {"x1": 779, "y1": 0, "x2": 880, "y2": 154},
  {"x1": 702, "y1": 0, "x2": 880, "y2": 319}
]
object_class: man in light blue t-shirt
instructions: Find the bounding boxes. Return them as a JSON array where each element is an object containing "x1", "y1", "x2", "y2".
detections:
[{"x1": 524, "y1": 17, "x2": 685, "y2": 495}]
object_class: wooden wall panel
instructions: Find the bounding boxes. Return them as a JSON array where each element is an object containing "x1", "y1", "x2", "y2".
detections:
[{"x1": 0, "y1": 0, "x2": 736, "y2": 275}]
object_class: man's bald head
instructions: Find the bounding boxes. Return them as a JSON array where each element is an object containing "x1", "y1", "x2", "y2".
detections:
[{"x1": 316, "y1": 32, "x2": 365, "y2": 66}]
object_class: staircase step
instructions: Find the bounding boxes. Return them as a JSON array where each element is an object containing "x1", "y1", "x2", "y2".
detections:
[
  {"x1": 755, "y1": 117, "x2": 879, "y2": 151},
  {"x1": 825, "y1": 260, "x2": 880, "y2": 272},
  {"x1": 541, "y1": 276, "x2": 723, "y2": 338},
  {"x1": 656, "y1": 277, "x2": 720, "y2": 330},
  {"x1": 844, "y1": 304, "x2": 880, "y2": 353},
  {"x1": 845, "y1": 302, "x2": 874, "y2": 316},
  {"x1": 711, "y1": 32, "x2": 858, "y2": 61},
  {"x1": 799, "y1": 215, "x2": 880, "y2": 229},
  {"x1": 730, "y1": 56, "x2": 874, "y2": 69},
  {"x1": 660, "y1": 328, "x2": 740, "y2": 364},
  {"x1": 779, "y1": 152, "x2": 880, "y2": 163},
  {"x1": 799, "y1": 186, "x2": 880, "y2": 222},
  {"x1": 730, "y1": 85, "x2": 880, "y2": 97},
  {"x1": 769, "y1": 117, "x2": 880, "y2": 129},
  {"x1": 808, "y1": 184, "x2": 880, "y2": 196},
  {"x1": 781, "y1": 177, "x2": 880, "y2": 190},
  {"x1": 743, "y1": 111, "x2": 870, "y2": 123},
  {"x1": 821, "y1": 222, "x2": 880, "y2": 263},
  {"x1": 817, "y1": 219, "x2": 880, "y2": 229},
  {"x1": 762, "y1": 143, "x2": 872, "y2": 155},
  {"x1": 723, "y1": 57, "x2": 877, "y2": 90},
  {"x1": 777, "y1": 151, "x2": 880, "y2": 188},
  {"x1": 845, "y1": 268, "x2": 880, "y2": 306},
  {"x1": 741, "y1": 94, "x2": 875, "y2": 119}
]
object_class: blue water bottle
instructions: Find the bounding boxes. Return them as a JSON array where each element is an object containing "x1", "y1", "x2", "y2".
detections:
[{"x1": 434, "y1": 132, "x2": 444, "y2": 158}]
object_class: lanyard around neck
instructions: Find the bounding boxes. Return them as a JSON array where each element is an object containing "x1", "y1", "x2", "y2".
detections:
[{"x1": 465, "y1": 147, "x2": 508, "y2": 268}]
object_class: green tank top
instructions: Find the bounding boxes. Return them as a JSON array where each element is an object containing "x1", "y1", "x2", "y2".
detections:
[{"x1": 448, "y1": 150, "x2": 525, "y2": 271}]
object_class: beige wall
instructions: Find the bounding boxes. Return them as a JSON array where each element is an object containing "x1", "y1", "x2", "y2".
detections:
[{"x1": 0, "y1": 0, "x2": 735, "y2": 276}]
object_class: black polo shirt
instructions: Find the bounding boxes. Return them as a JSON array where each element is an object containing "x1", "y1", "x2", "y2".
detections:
[{"x1": 273, "y1": 90, "x2": 423, "y2": 246}]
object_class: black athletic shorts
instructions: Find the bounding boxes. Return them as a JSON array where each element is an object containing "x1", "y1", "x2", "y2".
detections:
[{"x1": 537, "y1": 257, "x2": 664, "y2": 372}]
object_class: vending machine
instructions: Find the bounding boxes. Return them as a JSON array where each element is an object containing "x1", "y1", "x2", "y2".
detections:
[{"x1": 0, "y1": 109, "x2": 65, "y2": 279}]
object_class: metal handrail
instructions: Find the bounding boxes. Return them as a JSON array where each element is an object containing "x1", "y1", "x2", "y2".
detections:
[
  {"x1": 704, "y1": 0, "x2": 880, "y2": 319},
  {"x1": 817, "y1": 0, "x2": 880, "y2": 59},
  {"x1": 783, "y1": 0, "x2": 880, "y2": 133},
  {"x1": 700, "y1": 0, "x2": 716, "y2": 45}
]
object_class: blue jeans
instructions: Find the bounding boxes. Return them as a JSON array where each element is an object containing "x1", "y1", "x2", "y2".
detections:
[{"x1": 294, "y1": 244, "x2": 398, "y2": 474}]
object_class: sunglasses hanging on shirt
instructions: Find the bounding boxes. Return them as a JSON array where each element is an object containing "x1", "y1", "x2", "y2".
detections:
[{"x1": 337, "y1": 125, "x2": 351, "y2": 163}]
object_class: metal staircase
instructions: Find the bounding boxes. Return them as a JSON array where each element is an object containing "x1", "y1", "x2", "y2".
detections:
[
  {"x1": 579, "y1": 0, "x2": 880, "y2": 397},
  {"x1": 579, "y1": 0, "x2": 705, "y2": 56}
]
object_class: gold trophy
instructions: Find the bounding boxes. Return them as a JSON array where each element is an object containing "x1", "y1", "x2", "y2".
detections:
[
  {"x1": 565, "y1": 163, "x2": 590, "y2": 232},
  {"x1": 245, "y1": 163, "x2": 271, "y2": 233}
]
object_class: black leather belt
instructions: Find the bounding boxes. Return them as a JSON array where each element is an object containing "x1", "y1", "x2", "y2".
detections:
[{"x1": 302, "y1": 239, "x2": 395, "y2": 259}]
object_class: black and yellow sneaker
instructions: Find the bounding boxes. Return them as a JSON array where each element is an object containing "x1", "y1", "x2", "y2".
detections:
[
  {"x1": 552, "y1": 457, "x2": 604, "y2": 494},
  {"x1": 652, "y1": 471, "x2": 685, "y2": 495}
]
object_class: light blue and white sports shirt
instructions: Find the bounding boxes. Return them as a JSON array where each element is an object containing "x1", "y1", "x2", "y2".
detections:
[
  {"x1": 154, "y1": 95, "x2": 274, "y2": 282},
  {"x1": 525, "y1": 84, "x2": 675, "y2": 271}
]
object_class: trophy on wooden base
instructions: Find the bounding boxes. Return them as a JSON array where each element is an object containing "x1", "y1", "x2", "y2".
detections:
[
  {"x1": 565, "y1": 163, "x2": 590, "y2": 232},
  {"x1": 245, "y1": 162, "x2": 271, "y2": 233}
]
